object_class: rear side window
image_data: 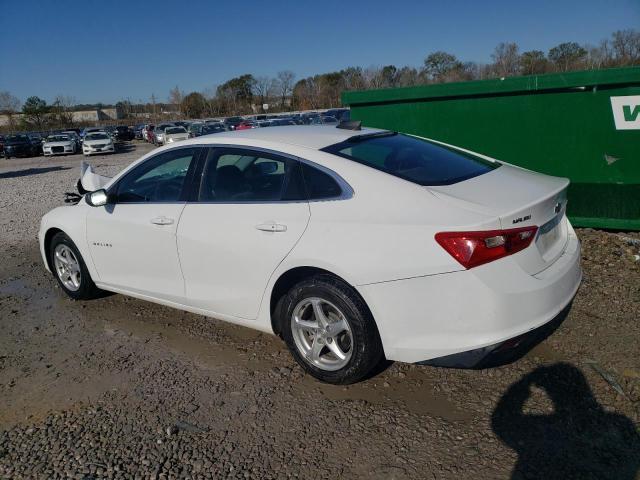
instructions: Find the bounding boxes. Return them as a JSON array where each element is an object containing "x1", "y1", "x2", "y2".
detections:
[
  {"x1": 301, "y1": 164, "x2": 342, "y2": 199},
  {"x1": 323, "y1": 133, "x2": 499, "y2": 186},
  {"x1": 198, "y1": 149, "x2": 301, "y2": 202}
]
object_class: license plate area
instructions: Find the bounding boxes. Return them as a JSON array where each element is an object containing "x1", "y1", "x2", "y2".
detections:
[{"x1": 536, "y1": 213, "x2": 564, "y2": 258}]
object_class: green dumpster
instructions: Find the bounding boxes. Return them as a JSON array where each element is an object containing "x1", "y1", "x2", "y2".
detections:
[{"x1": 343, "y1": 67, "x2": 640, "y2": 230}]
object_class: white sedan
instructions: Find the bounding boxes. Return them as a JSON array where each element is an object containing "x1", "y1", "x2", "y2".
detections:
[
  {"x1": 43, "y1": 134, "x2": 77, "y2": 156},
  {"x1": 82, "y1": 131, "x2": 115, "y2": 156},
  {"x1": 39, "y1": 125, "x2": 581, "y2": 384},
  {"x1": 164, "y1": 126, "x2": 189, "y2": 144}
]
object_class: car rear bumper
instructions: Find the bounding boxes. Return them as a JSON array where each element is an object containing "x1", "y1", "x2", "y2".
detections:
[
  {"x1": 416, "y1": 301, "x2": 571, "y2": 368},
  {"x1": 358, "y1": 221, "x2": 581, "y2": 365}
]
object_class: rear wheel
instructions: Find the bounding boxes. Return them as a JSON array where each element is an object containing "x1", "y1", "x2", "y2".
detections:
[
  {"x1": 50, "y1": 232, "x2": 102, "y2": 300},
  {"x1": 280, "y1": 275, "x2": 384, "y2": 384}
]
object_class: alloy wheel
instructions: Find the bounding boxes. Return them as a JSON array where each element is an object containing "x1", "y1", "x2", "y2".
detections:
[
  {"x1": 53, "y1": 244, "x2": 82, "y2": 291},
  {"x1": 291, "y1": 297, "x2": 353, "y2": 371}
]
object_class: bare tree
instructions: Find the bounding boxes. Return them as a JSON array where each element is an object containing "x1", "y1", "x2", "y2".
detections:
[
  {"x1": 363, "y1": 66, "x2": 385, "y2": 89},
  {"x1": 275, "y1": 70, "x2": 295, "y2": 109},
  {"x1": 51, "y1": 95, "x2": 76, "y2": 127},
  {"x1": 252, "y1": 76, "x2": 273, "y2": 112},
  {"x1": 520, "y1": 50, "x2": 548, "y2": 75},
  {"x1": 611, "y1": 29, "x2": 640, "y2": 64},
  {"x1": 168, "y1": 86, "x2": 184, "y2": 109},
  {"x1": 0, "y1": 91, "x2": 21, "y2": 128},
  {"x1": 492, "y1": 42, "x2": 520, "y2": 77}
]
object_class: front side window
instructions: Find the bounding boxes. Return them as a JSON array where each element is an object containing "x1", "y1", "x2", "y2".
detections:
[
  {"x1": 198, "y1": 148, "x2": 303, "y2": 202},
  {"x1": 116, "y1": 148, "x2": 199, "y2": 203},
  {"x1": 323, "y1": 132, "x2": 499, "y2": 186}
]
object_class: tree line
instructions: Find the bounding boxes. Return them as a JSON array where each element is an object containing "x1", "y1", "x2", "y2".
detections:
[{"x1": 1, "y1": 29, "x2": 638, "y2": 129}]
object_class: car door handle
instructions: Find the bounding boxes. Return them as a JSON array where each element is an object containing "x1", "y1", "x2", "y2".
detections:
[
  {"x1": 255, "y1": 222, "x2": 287, "y2": 232},
  {"x1": 150, "y1": 216, "x2": 174, "y2": 225}
]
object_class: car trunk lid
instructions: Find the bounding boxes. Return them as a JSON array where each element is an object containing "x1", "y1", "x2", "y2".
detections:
[{"x1": 428, "y1": 164, "x2": 569, "y2": 275}]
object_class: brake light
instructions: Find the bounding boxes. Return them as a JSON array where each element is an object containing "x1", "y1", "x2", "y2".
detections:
[{"x1": 435, "y1": 226, "x2": 538, "y2": 269}]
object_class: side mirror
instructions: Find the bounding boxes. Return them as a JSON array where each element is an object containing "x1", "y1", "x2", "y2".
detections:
[{"x1": 86, "y1": 189, "x2": 110, "y2": 207}]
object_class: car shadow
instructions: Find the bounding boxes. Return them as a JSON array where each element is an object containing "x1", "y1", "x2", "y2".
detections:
[
  {"x1": 0, "y1": 166, "x2": 71, "y2": 179},
  {"x1": 491, "y1": 362, "x2": 640, "y2": 479}
]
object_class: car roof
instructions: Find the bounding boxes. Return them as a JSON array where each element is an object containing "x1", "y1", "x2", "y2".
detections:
[{"x1": 195, "y1": 125, "x2": 387, "y2": 150}]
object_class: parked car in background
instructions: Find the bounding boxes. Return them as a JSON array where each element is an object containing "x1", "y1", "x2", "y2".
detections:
[
  {"x1": 134, "y1": 124, "x2": 145, "y2": 140},
  {"x1": 189, "y1": 122, "x2": 226, "y2": 137},
  {"x1": 153, "y1": 123, "x2": 175, "y2": 146},
  {"x1": 142, "y1": 124, "x2": 155, "y2": 142},
  {"x1": 271, "y1": 118, "x2": 297, "y2": 126},
  {"x1": 324, "y1": 109, "x2": 350, "y2": 121},
  {"x1": 311, "y1": 115, "x2": 340, "y2": 125},
  {"x1": 112, "y1": 126, "x2": 135, "y2": 142},
  {"x1": 224, "y1": 116, "x2": 244, "y2": 130},
  {"x1": 202, "y1": 123, "x2": 226, "y2": 135},
  {"x1": 80, "y1": 127, "x2": 103, "y2": 143},
  {"x1": 43, "y1": 134, "x2": 77, "y2": 156},
  {"x1": 163, "y1": 126, "x2": 189, "y2": 144},
  {"x1": 235, "y1": 121, "x2": 257, "y2": 130},
  {"x1": 301, "y1": 113, "x2": 320, "y2": 124},
  {"x1": 62, "y1": 131, "x2": 82, "y2": 150},
  {"x1": 0, "y1": 135, "x2": 4, "y2": 154},
  {"x1": 3, "y1": 134, "x2": 37, "y2": 158},
  {"x1": 82, "y1": 131, "x2": 115, "y2": 156},
  {"x1": 28, "y1": 134, "x2": 44, "y2": 155}
]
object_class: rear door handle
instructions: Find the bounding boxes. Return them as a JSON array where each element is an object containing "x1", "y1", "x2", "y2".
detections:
[
  {"x1": 150, "y1": 216, "x2": 174, "y2": 225},
  {"x1": 255, "y1": 222, "x2": 287, "y2": 232}
]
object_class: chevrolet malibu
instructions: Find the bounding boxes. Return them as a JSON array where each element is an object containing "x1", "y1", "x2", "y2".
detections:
[{"x1": 39, "y1": 125, "x2": 581, "y2": 384}]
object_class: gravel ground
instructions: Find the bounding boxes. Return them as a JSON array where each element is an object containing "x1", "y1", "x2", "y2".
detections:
[{"x1": 0, "y1": 143, "x2": 639, "y2": 479}]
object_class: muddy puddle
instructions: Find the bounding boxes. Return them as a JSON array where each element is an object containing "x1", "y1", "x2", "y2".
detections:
[{"x1": 294, "y1": 370, "x2": 472, "y2": 421}]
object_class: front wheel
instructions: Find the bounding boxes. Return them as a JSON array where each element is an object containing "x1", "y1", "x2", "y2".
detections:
[
  {"x1": 280, "y1": 275, "x2": 384, "y2": 384},
  {"x1": 50, "y1": 232, "x2": 102, "y2": 300}
]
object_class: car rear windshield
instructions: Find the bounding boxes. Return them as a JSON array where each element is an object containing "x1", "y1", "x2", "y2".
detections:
[{"x1": 322, "y1": 132, "x2": 499, "y2": 186}]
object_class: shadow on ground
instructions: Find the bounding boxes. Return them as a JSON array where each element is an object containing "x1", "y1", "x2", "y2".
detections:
[
  {"x1": 492, "y1": 362, "x2": 640, "y2": 479},
  {"x1": 0, "y1": 166, "x2": 71, "y2": 179}
]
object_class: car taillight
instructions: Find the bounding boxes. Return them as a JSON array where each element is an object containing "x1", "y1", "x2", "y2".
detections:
[{"x1": 435, "y1": 226, "x2": 538, "y2": 269}]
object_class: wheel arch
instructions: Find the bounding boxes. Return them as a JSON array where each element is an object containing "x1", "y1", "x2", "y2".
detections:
[
  {"x1": 43, "y1": 227, "x2": 64, "y2": 271},
  {"x1": 269, "y1": 266, "x2": 377, "y2": 338}
]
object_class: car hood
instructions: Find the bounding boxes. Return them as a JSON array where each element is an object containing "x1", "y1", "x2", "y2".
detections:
[
  {"x1": 79, "y1": 161, "x2": 112, "y2": 192},
  {"x1": 44, "y1": 141, "x2": 73, "y2": 147}
]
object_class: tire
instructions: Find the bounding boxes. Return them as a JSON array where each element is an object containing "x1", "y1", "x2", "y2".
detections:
[
  {"x1": 49, "y1": 232, "x2": 102, "y2": 300},
  {"x1": 280, "y1": 274, "x2": 384, "y2": 384}
]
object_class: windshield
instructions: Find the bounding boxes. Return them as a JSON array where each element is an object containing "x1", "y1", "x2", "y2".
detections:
[
  {"x1": 85, "y1": 133, "x2": 109, "y2": 141},
  {"x1": 7, "y1": 135, "x2": 29, "y2": 142},
  {"x1": 323, "y1": 133, "x2": 499, "y2": 186},
  {"x1": 47, "y1": 135, "x2": 70, "y2": 142},
  {"x1": 166, "y1": 127, "x2": 186, "y2": 134}
]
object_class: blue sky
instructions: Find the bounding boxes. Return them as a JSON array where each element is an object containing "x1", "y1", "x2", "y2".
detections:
[{"x1": 0, "y1": 0, "x2": 638, "y2": 105}]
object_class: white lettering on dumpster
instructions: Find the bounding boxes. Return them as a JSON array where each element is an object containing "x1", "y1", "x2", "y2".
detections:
[{"x1": 610, "y1": 95, "x2": 640, "y2": 130}]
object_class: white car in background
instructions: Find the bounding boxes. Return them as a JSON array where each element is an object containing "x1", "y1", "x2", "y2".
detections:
[
  {"x1": 82, "y1": 131, "x2": 115, "y2": 156},
  {"x1": 39, "y1": 125, "x2": 581, "y2": 384},
  {"x1": 153, "y1": 123, "x2": 175, "y2": 146},
  {"x1": 164, "y1": 126, "x2": 189, "y2": 144},
  {"x1": 43, "y1": 134, "x2": 77, "y2": 156}
]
